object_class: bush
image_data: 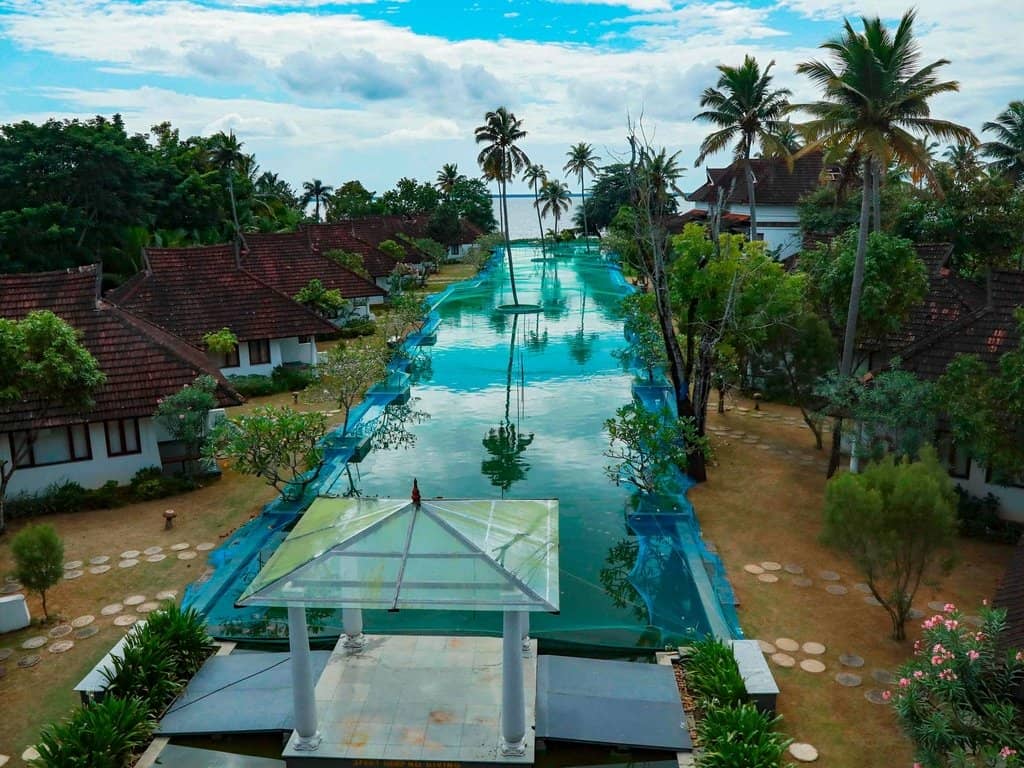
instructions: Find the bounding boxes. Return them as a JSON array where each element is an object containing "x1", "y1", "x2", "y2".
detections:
[
  {"x1": 229, "y1": 365, "x2": 315, "y2": 397},
  {"x1": 11, "y1": 523, "x2": 64, "y2": 619},
  {"x1": 956, "y1": 488, "x2": 1022, "y2": 544},
  {"x1": 338, "y1": 318, "x2": 376, "y2": 339},
  {"x1": 35, "y1": 695, "x2": 155, "y2": 768},
  {"x1": 697, "y1": 702, "x2": 792, "y2": 768},
  {"x1": 685, "y1": 636, "x2": 747, "y2": 708}
]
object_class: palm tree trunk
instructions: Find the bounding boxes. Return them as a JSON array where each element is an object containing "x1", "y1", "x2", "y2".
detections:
[
  {"x1": 501, "y1": 176, "x2": 518, "y2": 305},
  {"x1": 871, "y1": 159, "x2": 881, "y2": 232},
  {"x1": 534, "y1": 184, "x2": 546, "y2": 256},
  {"x1": 744, "y1": 153, "x2": 758, "y2": 242},
  {"x1": 580, "y1": 175, "x2": 590, "y2": 253}
]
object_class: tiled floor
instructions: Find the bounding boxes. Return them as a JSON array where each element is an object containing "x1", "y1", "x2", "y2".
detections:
[{"x1": 283, "y1": 634, "x2": 537, "y2": 765}]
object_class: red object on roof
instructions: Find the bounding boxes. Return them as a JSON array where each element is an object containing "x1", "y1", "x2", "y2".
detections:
[
  {"x1": 0, "y1": 265, "x2": 241, "y2": 431},
  {"x1": 108, "y1": 243, "x2": 337, "y2": 346},
  {"x1": 687, "y1": 152, "x2": 826, "y2": 207}
]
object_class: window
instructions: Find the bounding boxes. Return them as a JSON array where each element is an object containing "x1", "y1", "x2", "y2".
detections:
[
  {"x1": 105, "y1": 418, "x2": 141, "y2": 457},
  {"x1": 986, "y1": 466, "x2": 1024, "y2": 489},
  {"x1": 937, "y1": 432, "x2": 971, "y2": 479},
  {"x1": 217, "y1": 344, "x2": 239, "y2": 368},
  {"x1": 7, "y1": 424, "x2": 92, "y2": 468},
  {"x1": 248, "y1": 339, "x2": 271, "y2": 365},
  {"x1": 297, "y1": 335, "x2": 312, "y2": 344}
]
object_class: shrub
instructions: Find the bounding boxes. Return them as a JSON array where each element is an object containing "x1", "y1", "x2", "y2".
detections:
[
  {"x1": 229, "y1": 365, "x2": 316, "y2": 397},
  {"x1": 11, "y1": 523, "x2": 64, "y2": 619},
  {"x1": 35, "y1": 695, "x2": 154, "y2": 768},
  {"x1": 956, "y1": 488, "x2": 1022, "y2": 544},
  {"x1": 697, "y1": 702, "x2": 791, "y2": 768},
  {"x1": 338, "y1": 318, "x2": 376, "y2": 339},
  {"x1": 685, "y1": 636, "x2": 747, "y2": 708}
]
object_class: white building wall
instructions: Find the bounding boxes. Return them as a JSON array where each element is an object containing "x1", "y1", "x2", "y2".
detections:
[
  {"x1": 959, "y1": 462, "x2": 1024, "y2": 523},
  {"x1": 217, "y1": 337, "x2": 314, "y2": 377},
  {"x1": 2, "y1": 418, "x2": 163, "y2": 496},
  {"x1": 690, "y1": 201, "x2": 803, "y2": 260}
]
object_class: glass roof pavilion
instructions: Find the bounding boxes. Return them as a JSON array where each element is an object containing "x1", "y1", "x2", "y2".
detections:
[{"x1": 237, "y1": 496, "x2": 560, "y2": 613}]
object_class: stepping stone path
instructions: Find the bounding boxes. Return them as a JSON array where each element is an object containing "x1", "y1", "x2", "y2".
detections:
[
  {"x1": 757, "y1": 640, "x2": 776, "y2": 654},
  {"x1": 864, "y1": 596, "x2": 882, "y2": 607},
  {"x1": 64, "y1": 570, "x2": 84, "y2": 580},
  {"x1": 0, "y1": 648, "x2": 11, "y2": 662},
  {"x1": 800, "y1": 659, "x2": 826, "y2": 674},
  {"x1": 791, "y1": 577, "x2": 813, "y2": 587},
  {"x1": 864, "y1": 689, "x2": 888, "y2": 705},
  {"x1": 784, "y1": 564, "x2": 804, "y2": 575},
  {"x1": 771, "y1": 653, "x2": 796, "y2": 668},
  {"x1": 124, "y1": 595, "x2": 146, "y2": 606},
  {"x1": 48, "y1": 625, "x2": 72, "y2": 639},
  {"x1": 928, "y1": 601, "x2": 948, "y2": 612},
  {"x1": 137, "y1": 602, "x2": 160, "y2": 614},
  {"x1": 120, "y1": 550, "x2": 140, "y2": 560},
  {"x1": 789, "y1": 743, "x2": 819, "y2": 763},
  {"x1": 71, "y1": 615, "x2": 94, "y2": 629},
  {"x1": 775, "y1": 638, "x2": 800, "y2": 652},
  {"x1": 49, "y1": 640, "x2": 74, "y2": 654},
  {"x1": 74, "y1": 626, "x2": 99, "y2": 640},
  {"x1": 88, "y1": 556, "x2": 109, "y2": 565},
  {"x1": 908, "y1": 608, "x2": 925, "y2": 620},
  {"x1": 825, "y1": 584, "x2": 848, "y2": 596},
  {"x1": 757, "y1": 573, "x2": 779, "y2": 583},
  {"x1": 155, "y1": 590, "x2": 178, "y2": 601},
  {"x1": 854, "y1": 582, "x2": 872, "y2": 594},
  {"x1": 835, "y1": 672, "x2": 862, "y2": 687},
  {"x1": 21, "y1": 636, "x2": 45, "y2": 650},
  {"x1": 89, "y1": 565, "x2": 111, "y2": 575},
  {"x1": 965, "y1": 615, "x2": 984, "y2": 627},
  {"x1": 801, "y1": 642, "x2": 826, "y2": 655},
  {"x1": 744, "y1": 564, "x2": 765, "y2": 575},
  {"x1": 22, "y1": 748, "x2": 39, "y2": 762},
  {"x1": 818, "y1": 570, "x2": 841, "y2": 581},
  {"x1": 118, "y1": 559, "x2": 139, "y2": 569},
  {"x1": 17, "y1": 655, "x2": 40, "y2": 669},
  {"x1": 146, "y1": 554, "x2": 166, "y2": 563},
  {"x1": 64, "y1": 560, "x2": 84, "y2": 570},
  {"x1": 839, "y1": 654, "x2": 865, "y2": 668},
  {"x1": 170, "y1": 543, "x2": 190, "y2": 551},
  {"x1": 760, "y1": 561, "x2": 782, "y2": 572},
  {"x1": 100, "y1": 603, "x2": 123, "y2": 616},
  {"x1": 871, "y1": 669, "x2": 895, "y2": 685},
  {"x1": 113, "y1": 615, "x2": 138, "y2": 627},
  {"x1": 143, "y1": 546, "x2": 163, "y2": 556},
  {"x1": 177, "y1": 551, "x2": 197, "y2": 560}
]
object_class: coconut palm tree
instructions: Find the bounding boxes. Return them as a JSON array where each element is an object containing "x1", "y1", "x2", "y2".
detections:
[
  {"x1": 795, "y1": 9, "x2": 976, "y2": 474},
  {"x1": 694, "y1": 56, "x2": 793, "y2": 242},
  {"x1": 538, "y1": 180, "x2": 572, "y2": 242},
  {"x1": 301, "y1": 179, "x2": 334, "y2": 222},
  {"x1": 981, "y1": 101, "x2": 1024, "y2": 184},
  {"x1": 564, "y1": 143, "x2": 601, "y2": 251},
  {"x1": 523, "y1": 164, "x2": 548, "y2": 253},
  {"x1": 943, "y1": 143, "x2": 982, "y2": 186},
  {"x1": 435, "y1": 163, "x2": 465, "y2": 199},
  {"x1": 476, "y1": 107, "x2": 531, "y2": 305},
  {"x1": 765, "y1": 122, "x2": 802, "y2": 155},
  {"x1": 208, "y1": 131, "x2": 251, "y2": 236}
]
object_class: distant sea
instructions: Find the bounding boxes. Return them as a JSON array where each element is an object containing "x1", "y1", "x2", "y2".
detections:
[{"x1": 491, "y1": 194, "x2": 581, "y2": 241}]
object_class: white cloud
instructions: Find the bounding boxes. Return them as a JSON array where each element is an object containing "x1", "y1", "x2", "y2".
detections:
[{"x1": 547, "y1": 0, "x2": 674, "y2": 10}]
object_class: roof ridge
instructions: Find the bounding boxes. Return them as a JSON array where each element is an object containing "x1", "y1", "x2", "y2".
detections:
[{"x1": 893, "y1": 305, "x2": 993, "y2": 366}]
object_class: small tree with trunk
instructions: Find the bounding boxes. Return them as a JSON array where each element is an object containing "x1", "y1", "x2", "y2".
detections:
[
  {"x1": 307, "y1": 343, "x2": 388, "y2": 437},
  {"x1": 614, "y1": 294, "x2": 666, "y2": 383},
  {"x1": 822, "y1": 446, "x2": 957, "y2": 641},
  {"x1": 153, "y1": 376, "x2": 218, "y2": 478},
  {"x1": 11, "y1": 523, "x2": 64, "y2": 620},
  {"x1": 294, "y1": 278, "x2": 349, "y2": 320}
]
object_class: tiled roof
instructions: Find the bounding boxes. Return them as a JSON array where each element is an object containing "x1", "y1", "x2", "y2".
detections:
[
  {"x1": 664, "y1": 209, "x2": 750, "y2": 234},
  {"x1": 299, "y1": 223, "x2": 399, "y2": 279},
  {"x1": 109, "y1": 244, "x2": 337, "y2": 346},
  {"x1": 993, "y1": 544, "x2": 1024, "y2": 653},
  {"x1": 687, "y1": 152, "x2": 826, "y2": 206},
  {"x1": 241, "y1": 232, "x2": 384, "y2": 300},
  {"x1": 0, "y1": 265, "x2": 241, "y2": 431}
]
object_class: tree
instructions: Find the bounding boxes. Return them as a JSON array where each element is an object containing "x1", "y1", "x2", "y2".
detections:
[
  {"x1": 523, "y1": 164, "x2": 548, "y2": 253},
  {"x1": 0, "y1": 311, "x2": 105, "y2": 533},
  {"x1": 378, "y1": 239, "x2": 406, "y2": 262},
  {"x1": 942, "y1": 143, "x2": 983, "y2": 188},
  {"x1": 301, "y1": 178, "x2": 334, "y2": 222},
  {"x1": 981, "y1": 101, "x2": 1024, "y2": 184},
  {"x1": 325, "y1": 249, "x2": 370, "y2": 280},
  {"x1": 11, "y1": 523, "x2": 64, "y2": 620},
  {"x1": 796, "y1": 10, "x2": 976, "y2": 474},
  {"x1": 308, "y1": 343, "x2": 388, "y2": 436},
  {"x1": 435, "y1": 163, "x2": 465, "y2": 199},
  {"x1": 206, "y1": 406, "x2": 327, "y2": 502},
  {"x1": 475, "y1": 107, "x2": 531, "y2": 305},
  {"x1": 891, "y1": 604, "x2": 1024, "y2": 767},
  {"x1": 448, "y1": 176, "x2": 498, "y2": 233},
  {"x1": 615, "y1": 294, "x2": 666, "y2": 383},
  {"x1": 694, "y1": 55, "x2": 793, "y2": 242},
  {"x1": 326, "y1": 180, "x2": 384, "y2": 220},
  {"x1": 821, "y1": 447, "x2": 957, "y2": 641},
  {"x1": 379, "y1": 177, "x2": 440, "y2": 217},
  {"x1": 153, "y1": 375, "x2": 218, "y2": 478},
  {"x1": 382, "y1": 293, "x2": 426, "y2": 346},
  {"x1": 538, "y1": 179, "x2": 571, "y2": 241},
  {"x1": 575, "y1": 163, "x2": 639, "y2": 234},
  {"x1": 564, "y1": 143, "x2": 600, "y2": 248},
  {"x1": 207, "y1": 130, "x2": 250, "y2": 237},
  {"x1": 294, "y1": 278, "x2": 348, "y2": 319}
]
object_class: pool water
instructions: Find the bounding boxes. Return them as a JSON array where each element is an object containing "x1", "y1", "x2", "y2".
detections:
[{"x1": 195, "y1": 245, "x2": 736, "y2": 650}]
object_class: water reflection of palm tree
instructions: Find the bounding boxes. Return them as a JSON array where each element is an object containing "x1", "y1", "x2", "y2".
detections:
[
  {"x1": 525, "y1": 312, "x2": 549, "y2": 353},
  {"x1": 566, "y1": 287, "x2": 598, "y2": 366},
  {"x1": 481, "y1": 314, "x2": 535, "y2": 495},
  {"x1": 540, "y1": 259, "x2": 568, "y2": 320}
]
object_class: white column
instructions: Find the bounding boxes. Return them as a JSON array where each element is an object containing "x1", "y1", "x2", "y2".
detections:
[
  {"x1": 287, "y1": 606, "x2": 321, "y2": 751},
  {"x1": 343, "y1": 607, "x2": 366, "y2": 649},
  {"x1": 849, "y1": 421, "x2": 861, "y2": 474},
  {"x1": 521, "y1": 612, "x2": 532, "y2": 657},
  {"x1": 501, "y1": 610, "x2": 527, "y2": 756}
]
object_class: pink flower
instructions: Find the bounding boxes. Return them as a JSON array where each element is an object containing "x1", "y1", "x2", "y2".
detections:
[
  {"x1": 1000, "y1": 747, "x2": 1017, "y2": 758},
  {"x1": 967, "y1": 650, "x2": 980, "y2": 661},
  {"x1": 1016, "y1": 651, "x2": 1024, "y2": 663},
  {"x1": 882, "y1": 690, "x2": 892, "y2": 701},
  {"x1": 944, "y1": 602, "x2": 956, "y2": 613},
  {"x1": 913, "y1": 670, "x2": 925, "y2": 679},
  {"x1": 983, "y1": 598, "x2": 989, "y2": 606},
  {"x1": 914, "y1": 640, "x2": 922, "y2": 652},
  {"x1": 944, "y1": 619, "x2": 960, "y2": 630},
  {"x1": 914, "y1": 763, "x2": 923, "y2": 768},
  {"x1": 932, "y1": 655, "x2": 944, "y2": 666},
  {"x1": 899, "y1": 677, "x2": 910, "y2": 688}
]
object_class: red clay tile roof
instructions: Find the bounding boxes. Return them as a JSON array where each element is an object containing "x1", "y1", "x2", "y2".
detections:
[
  {"x1": 241, "y1": 232, "x2": 384, "y2": 300},
  {"x1": 664, "y1": 209, "x2": 750, "y2": 234},
  {"x1": 687, "y1": 152, "x2": 826, "y2": 206},
  {"x1": 0, "y1": 265, "x2": 241, "y2": 431},
  {"x1": 108, "y1": 244, "x2": 337, "y2": 346},
  {"x1": 299, "y1": 223, "x2": 399, "y2": 279}
]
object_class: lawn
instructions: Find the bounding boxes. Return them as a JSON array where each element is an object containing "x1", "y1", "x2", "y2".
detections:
[{"x1": 691, "y1": 397, "x2": 1014, "y2": 768}]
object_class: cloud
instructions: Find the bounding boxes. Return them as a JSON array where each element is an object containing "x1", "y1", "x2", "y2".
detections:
[{"x1": 546, "y1": 0, "x2": 674, "y2": 10}]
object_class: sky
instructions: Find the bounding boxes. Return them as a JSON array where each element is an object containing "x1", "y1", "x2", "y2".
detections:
[{"x1": 0, "y1": 0, "x2": 1020, "y2": 195}]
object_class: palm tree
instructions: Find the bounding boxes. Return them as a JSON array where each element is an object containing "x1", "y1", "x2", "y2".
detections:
[
  {"x1": 564, "y1": 143, "x2": 601, "y2": 251},
  {"x1": 694, "y1": 56, "x2": 793, "y2": 242},
  {"x1": 764, "y1": 122, "x2": 802, "y2": 155},
  {"x1": 981, "y1": 101, "x2": 1024, "y2": 184},
  {"x1": 435, "y1": 163, "x2": 465, "y2": 199},
  {"x1": 475, "y1": 107, "x2": 531, "y2": 305},
  {"x1": 523, "y1": 164, "x2": 548, "y2": 254},
  {"x1": 301, "y1": 179, "x2": 334, "y2": 222},
  {"x1": 208, "y1": 131, "x2": 250, "y2": 236},
  {"x1": 795, "y1": 9, "x2": 976, "y2": 474},
  {"x1": 538, "y1": 180, "x2": 571, "y2": 241},
  {"x1": 943, "y1": 143, "x2": 982, "y2": 186}
]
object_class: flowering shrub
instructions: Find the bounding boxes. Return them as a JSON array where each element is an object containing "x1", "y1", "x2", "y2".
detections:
[{"x1": 890, "y1": 603, "x2": 1024, "y2": 767}]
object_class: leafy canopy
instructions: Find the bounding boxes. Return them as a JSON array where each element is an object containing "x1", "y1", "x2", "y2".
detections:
[{"x1": 11, "y1": 523, "x2": 64, "y2": 619}]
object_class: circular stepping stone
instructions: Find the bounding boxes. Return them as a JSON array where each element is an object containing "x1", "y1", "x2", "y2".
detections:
[
  {"x1": 17, "y1": 654, "x2": 40, "y2": 669},
  {"x1": 864, "y1": 688, "x2": 888, "y2": 705},
  {"x1": 143, "y1": 546, "x2": 163, "y2": 556},
  {"x1": 155, "y1": 590, "x2": 178, "y2": 601},
  {"x1": 908, "y1": 608, "x2": 925, "y2": 620},
  {"x1": 48, "y1": 624, "x2": 72, "y2": 639},
  {"x1": 757, "y1": 444, "x2": 772, "y2": 450},
  {"x1": 757, "y1": 640, "x2": 776, "y2": 654},
  {"x1": 818, "y1": 570, "x2": 841, "y2": 581},
  {"x1": 63, "y1": 560, "x2": 83, "y2": 570},
  {"x1": 800, "y1": 659, "x2": 826, "y2": 673},
  {"x1": 124, "y1": 595, "x2": 146, "y2": 606},
  {"x1": 120, "y1": 550, "x2": 140, "y2": 560},
  {"x1": 744, "y1": 564, "x2": 765, "y2": 575},
  {"x1": 177, "y1": 551, "x2": 197, "y2": 560},
  {"x1": 864, "y1": 595, "x2": 882, "y2": 606},
  {"x1": 871, "y1": 669, "x2": 895, "y2": 685},
  {"x1": 169, "y1": 542, "x2": 190, "y2": 551},
  {"x1": 88, "y1": 556, "x2": 109, "y2": 565},
  {"x1": 137, "y1": 602, "x2": 160, "y2": 614},
  {"x1": 22, "y1": 748, "x2": 39, "y2": 762},
  {"x1": 74, "y1": 625, "x2": 99, "y2": 640},
  {"x1": 21, "y1": 636, "x2": 45, "y2": 650},
  {"x1": 757, "y1": 573, "x2": 779, "y2": 583},
  {"x1": 927, "y1": 601, "x2": 947, "y2": 612},
  {"x1": 100, "y1": 603, "x2": 123, "y2": 616},
  {"x1": 113, "y1": 615, "x2": 138, "y2": 627},
  {"x1": 835, "y1": 672, "x2": 862, "y2": 687},
  {"x1": 0, "y1": 648, "x2": 12, "y2": 662},
  {"x1": 784, "y1": 563, "x2": 804, "y2": 575},
  {"x1": 964, "y1": 614, "x2": 984, "y2": 627},
  {"x1": 802, "y1": 641, "x2": 826, "y2": 655},
  {"x1": 791, "y1": 577, "x2": 813, "y2": 587},
  {"x1": 117, "y1": 559, "x2": 138, "y2": 569},
  {"x1": 839, "y1": 653, "x2": 865, "y2": 668},
  {"x1": 71, "y1": 615, "x2": 94, "y2": 629},
  {"x1": 48, "y1": 640, "x2": 74, "y2": 654},
  {"x1": 146, "y1": 554, "x2": 166, "y2": 563},
  {"x1": 853, "y1": 582, "x2": 872, "y2": 594},
  {"x1": 789, "y1": 742, "x2": 819, "y2": 762},
  {"x1": 1, "y1": 582, "x2": 22, "y2": 594},
  {"x1": 775, "y1": 637, "x2": 800, "y2": 652},
  {"x1": 826, "y1": 584, "x2": 848, "y2": 596},
  {"x1": 88, "y1": 564, "x2": 111, "y2": 575},
  {"x1": 63, "y1": 570, "x2": 84, "y2": 580},
  {"x1": 760, "y1": 561, "x2": 782, "y2": 572},
  {"x1": 771, "y1": 653, "x2": 795, "y2": 668}
]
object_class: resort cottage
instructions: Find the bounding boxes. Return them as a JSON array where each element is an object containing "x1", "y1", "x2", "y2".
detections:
[
  {"x1": 0, "y1": 265, "x2": 241, "y2": 496},
  {"x1": 299, "y1": 223, "x2": 401, "y2": 292}
]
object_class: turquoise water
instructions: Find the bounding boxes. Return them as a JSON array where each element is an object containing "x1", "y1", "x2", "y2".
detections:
[{"x1": 194, "y1": 245, "x2": 736, "y2": 649}]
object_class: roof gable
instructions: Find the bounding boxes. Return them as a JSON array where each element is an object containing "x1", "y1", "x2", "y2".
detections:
[
  {"x1": 299, "y1": 223, "x2": 399, "y2": 278},
  {"x1": 241, "y1": 233, "x2": 384, "y2": 300},
  {"x1": 687, "y1": 152, "x2": 826, "y2": 206}
]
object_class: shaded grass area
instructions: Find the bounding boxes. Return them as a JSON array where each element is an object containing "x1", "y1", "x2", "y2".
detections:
[{"x1": 691, "y1": 397, "x2": 1013, "y2": 768}]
